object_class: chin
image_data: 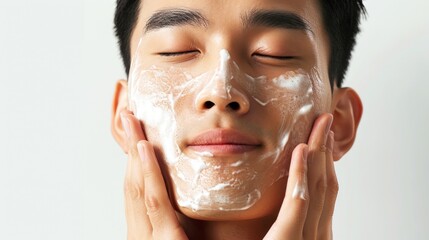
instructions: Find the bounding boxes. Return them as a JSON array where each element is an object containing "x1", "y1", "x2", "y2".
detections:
[{"x1": 173, "y1": 177, "x2": 287, "y2": 221}]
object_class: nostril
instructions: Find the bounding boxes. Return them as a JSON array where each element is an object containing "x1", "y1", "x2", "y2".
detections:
[
  {"x1": 227, "y1": 102, "x2": 240, "y2": 111},
  {"x1": 203, "y1": 101, "x2": 215, "y2": 109}
]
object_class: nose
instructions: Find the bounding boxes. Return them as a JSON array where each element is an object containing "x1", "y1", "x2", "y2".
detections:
[
  {"x1": 194, "y1": 49, "x2": 250, "y2": 115},
  {"x1": 195, "y1": 87, "x2": 250, "y2": 114}
]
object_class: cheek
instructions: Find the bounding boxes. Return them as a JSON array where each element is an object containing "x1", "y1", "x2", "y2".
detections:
[
  {"x1": 262, "y1": 70, "x2": 319, "y2": 138},
  {"x1": 260, "y1": 68, "x2": 327, "y2": 168},
  {"x1": 128, "y1": 68, "x2": 188, "y2": 165}
]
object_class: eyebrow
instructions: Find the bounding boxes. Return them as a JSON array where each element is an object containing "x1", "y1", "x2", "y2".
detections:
[
  {"x1": 144, "y1": 8, "x2": 209, "y2": 33},
  {"x1": 242, "y1": 9, "x2": 312, "y2": 33},
  {"x1": 144, "y1": 8, "x2": 311, "y2": 34}
]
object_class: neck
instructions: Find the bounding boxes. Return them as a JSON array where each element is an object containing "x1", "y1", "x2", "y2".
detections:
[{"x1": 177, "y1": 212, "x2": 276, "y2": 240}]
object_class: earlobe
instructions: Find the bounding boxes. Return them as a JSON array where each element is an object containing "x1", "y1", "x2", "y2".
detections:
[
  {"x1": 111, "y1": 79, "x2": 129, "y2": 153},
  {"x1": 330, "y1": 87, "x2": 363, "y2": 161}
]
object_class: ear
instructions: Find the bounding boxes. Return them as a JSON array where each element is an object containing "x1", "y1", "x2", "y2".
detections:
[
  {"x1": 330, "y1": 87, "x2": 363, "y2": 161},
  {"x1": 111, "y1": 79, "x2": 129, "y2": 153}
]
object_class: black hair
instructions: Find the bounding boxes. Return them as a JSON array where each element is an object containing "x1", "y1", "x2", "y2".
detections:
[
  {"x1": 114, "y1": 0, "x2": 366, "y2": 87},
  {"x1": 114, "y1": 0, "x2": 140, "y2": 77},
  {"x1": 319, "y1": 1, "x2": 366, "y2": 87}
]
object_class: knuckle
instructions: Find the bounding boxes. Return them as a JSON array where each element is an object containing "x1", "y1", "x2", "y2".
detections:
[
  {"x1": 327, "y1": 177, "x2": 340, "y2": 196},
  {"x1": 145, "y1": 194, "x2": 161, "y2": 215},
  {"x1": 145, "y1": 194, "x2": 168, "y2": 227},
  {"x1": 316, "y1": 177, "x2": 328, "y2": 195},
  {"x1": 319, "y1": 144, "x2": 327, "y2": 153},
  {"x1": 142, "y1": 168, "x2": 157, "y2": 182},
  {"x1": 124, "y1": 180, "x2": 144, "y2": 200}
]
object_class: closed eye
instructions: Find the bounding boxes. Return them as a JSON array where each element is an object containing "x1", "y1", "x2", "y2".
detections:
[
  {"x1": 158, "y1": 50, "x2": 200, "y2": 57},
  {"x1": 252, "y1": 53, "x2": 294, "y2": 60}
]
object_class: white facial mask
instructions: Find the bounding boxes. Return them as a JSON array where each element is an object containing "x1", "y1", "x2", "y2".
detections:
[{"x1": 128, "y1": 40, "x2": 322, "y2": 212}]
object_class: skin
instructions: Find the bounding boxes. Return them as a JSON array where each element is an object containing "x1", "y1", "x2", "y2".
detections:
[{"x1": 111, "y1": 0, "x2": 363, "y2": 239}]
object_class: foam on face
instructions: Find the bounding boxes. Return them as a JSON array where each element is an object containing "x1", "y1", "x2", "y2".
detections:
[{"x1": 128, "y1": 43, "x2": 323, "y2": 212}]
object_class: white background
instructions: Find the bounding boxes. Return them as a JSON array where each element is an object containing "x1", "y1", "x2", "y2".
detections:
[{"x1": 0, "y1": 0, "x2": 428, "y2": 239}]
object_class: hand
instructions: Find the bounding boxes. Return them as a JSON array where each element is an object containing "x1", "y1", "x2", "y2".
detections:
[
  {"x1": 120, "y1": 110, "x2": 188, "y2": 240},
  {"x1": 264, "y1": 113, "x2": 337, "y2": 240}
]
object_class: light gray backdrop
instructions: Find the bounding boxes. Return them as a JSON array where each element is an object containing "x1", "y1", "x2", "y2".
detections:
[{"x1": 1, "y1": 0, "x2": 428, "y2": 239}]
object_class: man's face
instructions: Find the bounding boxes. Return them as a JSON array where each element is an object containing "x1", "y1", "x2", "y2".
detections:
[{"x1": 128, "y1": 0, "x2": 332, "y2": 220}]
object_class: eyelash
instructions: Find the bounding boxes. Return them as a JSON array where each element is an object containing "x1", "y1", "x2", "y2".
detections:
[
  {"x1": 252, "y1": 53, "x2": 294, "y2": 60},
  {"x1": 158, "y1": 50, "x2": 200, "y2": 56}
]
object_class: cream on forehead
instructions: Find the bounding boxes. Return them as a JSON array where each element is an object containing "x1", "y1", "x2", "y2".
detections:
[{"x1": 128, "y1": 47, "x2": 320, "y2": 212}]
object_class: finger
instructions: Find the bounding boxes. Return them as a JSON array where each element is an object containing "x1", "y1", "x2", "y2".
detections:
[
  {"x1": 121, "y1": 110, "x2": 146, "y2": 155},
  {"x1": 121, "y1": 112, "x2": 152, "y2": 239},
  {"x1": 139, "y1": 141, "x2": 187, "y2": 239},
  {"x1": 303, "y1": 113, "x2": 333, "y2": 239},
  {"x1": 317, "y1": 131, "x2": 337, "y2": 239},
  {"x1": 264, "y1": 144, "x2": 309, "y2": 240}
]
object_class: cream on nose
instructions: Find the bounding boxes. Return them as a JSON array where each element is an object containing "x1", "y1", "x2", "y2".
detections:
[
  {"x1": 195, "y1": 49, "x2": 250, "y2": 114},
  {"x1": 218, "y1": 49, "x2": 232, "y2": 84}
]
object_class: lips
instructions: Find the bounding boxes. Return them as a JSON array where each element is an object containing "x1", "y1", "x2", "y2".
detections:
[{"x1": 188, "y1": 129, "x2": 261, "y2": 155}]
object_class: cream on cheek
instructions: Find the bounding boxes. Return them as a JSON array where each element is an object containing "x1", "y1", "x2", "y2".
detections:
[{"x1": 128, "y1": 44, "x2": 324, "y2": 212}]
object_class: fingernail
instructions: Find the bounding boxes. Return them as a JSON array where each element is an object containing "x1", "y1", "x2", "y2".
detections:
[
  {"x1": 303, "y1": 145, "x2": 309, "y2": 165},
  {"x1": 325, "y1": 114, "x2": 334, "y2": 136},
  {"x1": 137, "y1": 141, "x2": 146, "y2": 163},
  {"x1": 121, "y1": 113, "x2": 131, "y2": 139},
  {"x1": 328, "y1": 131, "x2": 334, "y2": 151},
  {"x1": 322, "y1": 114, "x2": 334, "y2": 146},
  {"x1": 292, "y1": 179, "x2": 307, "y2": 200},
  {"x1": 293, "y1": 149, "x2": 308, "y2": 201},
  {"x1": 293, "y1": 145, "x2": 309, "y2": 200}
]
